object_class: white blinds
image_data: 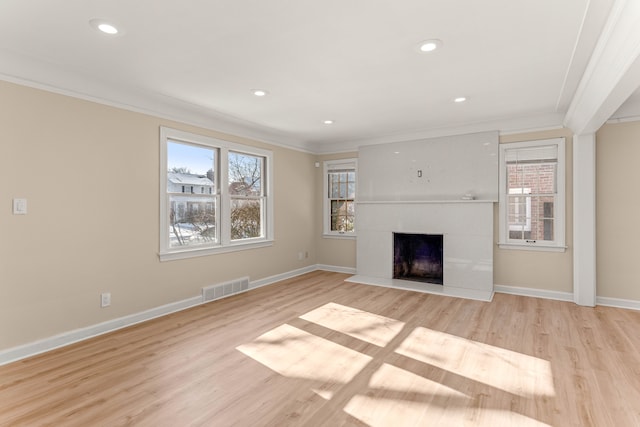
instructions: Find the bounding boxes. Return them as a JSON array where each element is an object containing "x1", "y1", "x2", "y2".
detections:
[
  {"x1": 504, "y1": 145, "x2": 557, "y2": 163},
  {"x1": 327, "y1": 160, "x2": 356, "y2": 172}
]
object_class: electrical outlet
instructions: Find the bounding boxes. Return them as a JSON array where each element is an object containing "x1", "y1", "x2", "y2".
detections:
[
  {"x1": 297, "y1": 251, "x2": 304, "y2": 260},
  {"x1": 101, "y1": 292, "x2": 111, "y2": 308}
]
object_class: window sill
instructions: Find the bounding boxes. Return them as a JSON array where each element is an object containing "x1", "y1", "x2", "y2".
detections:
[
  {"x1": 323, "y1": 233, "x2": 357, "y2": 240},
  {"x1": 498, "y1": 242, "x2": 567, "y2": 253},
  {"x1": 160, "y1": 239, "x2": 274, "y2": 261}
]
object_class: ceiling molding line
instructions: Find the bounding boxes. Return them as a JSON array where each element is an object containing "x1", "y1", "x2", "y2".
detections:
[
  {"x1": 564, "y1": 0, "x2": 640, "y2": 135},
  {"x1": 310, "y1": 112, "x2": 565, "y2": 154},
  {"x1": 0, "y1": 73, "x2": 316, "y2": 155},
  {"x1": 606, "y1": 115, "x2": 640, "y2": 125}
]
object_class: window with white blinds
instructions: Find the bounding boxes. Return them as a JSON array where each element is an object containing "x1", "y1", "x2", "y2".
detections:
[
  {"x1": 323, "y1": 159, "x2": 357, "y2": 237},
  {"x1": 498, "y1": 138, "x2": 565, "y2": 251}
]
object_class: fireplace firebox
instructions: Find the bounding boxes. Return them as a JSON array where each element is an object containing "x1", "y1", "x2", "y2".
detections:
[{"x1": 393, "y1": 233, "x2": 443, "y2": 285}]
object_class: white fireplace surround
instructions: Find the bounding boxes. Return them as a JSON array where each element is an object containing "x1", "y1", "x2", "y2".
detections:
[
  {"x1": 350, "y1": 131, "x2": 499, "y2": 301},
  {"x1": 349, "y1": 200, "x2": 495, "y2": 301}
]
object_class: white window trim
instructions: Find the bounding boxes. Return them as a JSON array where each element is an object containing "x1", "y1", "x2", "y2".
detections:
[
  {"x1": 498, "y1": 138, "x2": 566, "y2": 252},
  {"x1": 160, "y1": 127, "x2": 274, "y2": 261},
  {"x1": 323, "y1": 158, "x2": 357, "y2": 238}
]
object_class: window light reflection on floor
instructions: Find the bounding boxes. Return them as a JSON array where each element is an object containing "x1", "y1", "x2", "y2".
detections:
[
  {"x1": 236, "y1": 323, "x2": 372, "y2": 383},
  {"x1": 236, "y1": 302, "x2": 556, "y2": 426},
  {"x1": 395, "y1": 327, "x2": 555, "y2": 398},
  {"x1": 300, "y1": 302, "x2": 405, "y2": 347}
]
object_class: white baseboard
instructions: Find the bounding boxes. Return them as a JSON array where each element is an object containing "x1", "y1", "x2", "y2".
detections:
[
  {"x1": 596, "y1": 296, "x2": 640, "y2": 311},
  {"x1": 1, "y1": 264, "x2": 354, "y2": 366},
  {"x1": 249, "y1": 264, "x2": 356, "y2": 289},
  {"x1": 0, "y1": 296, "x2": 203, "y2": 367},
  {"x1": 495, "y1": 285, "x2": 640, "y2": 311},
  {"x1": 249, "y1": 265, "x2": 318, "y2": 289},
  {"x1": 494, "y1": 284, "x2": 574, "y2": 302},
  {"x1": 316, "y1": 264, "x2": 357, "y2": 274}
]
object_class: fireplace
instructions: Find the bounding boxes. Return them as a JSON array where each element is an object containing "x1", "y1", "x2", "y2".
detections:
[
  {"x1": 393, "y1": 233, "x2": 443, "y2": 285},
  {"x1": 351, "y1": 201, "x2": 494, "y2": 301}
]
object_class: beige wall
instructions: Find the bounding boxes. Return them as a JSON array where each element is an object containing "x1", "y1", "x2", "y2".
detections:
[
  {"x1": 315, "y1": 152, "x2": 358, "y2": 269},
  {"x1": 596, "y1": 121, "x2": 640, "y2": 300},
  {"x1": 0, "y1": 81, "x2": 316, "y2": 350},
  {"x1": 494, "y1": 128, "x2": 574, "y2": 292}
]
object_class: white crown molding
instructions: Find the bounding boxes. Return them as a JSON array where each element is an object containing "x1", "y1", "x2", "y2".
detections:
[
  {"x1": 606, "y1": 114, "x2": 640, "y2": 124},
  {"x1": 0, "y1": 50, "x2": 315, "y2": 154},
  {"x1": 0, "y1": 50, "x2": 570, "y2": 157},
  {"x1": 311, "y1": 112, "x2": 566, "y2": 154},
  {"x1": 564, "y1": 0, "x2": 640, "y2": 135}
]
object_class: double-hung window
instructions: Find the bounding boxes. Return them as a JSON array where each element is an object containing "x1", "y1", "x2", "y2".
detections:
[
  {"x1": 498, "y1": 138, "x2": 565, "y2": 251},
  {"x1": 228, "y1": 151, "x2": 265, "y2": 241},
  {"x1": 323, "y1": 159, "x2": 357, "y2": 237},
  {"x1": 160, "y1": 127, "x2": 273, "y2": 260}
]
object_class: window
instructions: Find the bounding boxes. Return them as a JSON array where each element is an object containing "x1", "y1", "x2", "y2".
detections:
[
  {"x1": 498, "y1": 138, "x2": 565, "y2": 251},
  {"x1": 160, "y1": 127, "x2": 273, "y2": 260},
  {"x1": 228, "y1": 151, "x2": 265, "y2": 241},
  {"x1": 323, "y1": 159, "x2": 357, "y2": 237}
]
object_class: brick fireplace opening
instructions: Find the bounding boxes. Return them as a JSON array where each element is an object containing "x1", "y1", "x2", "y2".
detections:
[{"x1": 393, "y1": 233, "x2": 443, "y2": 285}]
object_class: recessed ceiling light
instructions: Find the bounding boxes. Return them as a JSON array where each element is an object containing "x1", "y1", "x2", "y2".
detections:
[
  {"x1": 252, "y1": 89, "x2": 268, "y2": 97},
  {"x1": 323, "y1": 120, "x2": 334, "y2": 125},
  {"x1": 418, "y1": 39, "x2": 443, "y2": 53},
  {"x1": 454, "y1": 97, "x2": 467, "y2": 103},
  {"x1": 90, "y1": 19, "x2": 120, "y2": 35},
  {"x1": 98, "y1": 23, "x2": 118, "y2": 34}
]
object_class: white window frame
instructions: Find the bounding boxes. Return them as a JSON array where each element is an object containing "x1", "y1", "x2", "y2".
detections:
[
  {"x1": 323, "y1": 158, "x2": 357, "y2": 238},
  {"x1": 498, "y1": 138, "x2": 566, "y2": 252},
  {"x1": 160, "y1": 127, "x2": 274, "y2": 261}
]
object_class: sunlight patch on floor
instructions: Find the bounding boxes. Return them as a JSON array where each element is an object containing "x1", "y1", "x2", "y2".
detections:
[
  {"x1": 395, "y1": 327, "x2": 555, "y2": 398},
  {"x1": 236, "y1": 323, "x2": 372, "y2": 383},
  {"x1": 300, "y1": 302, "x2": 405, "y2": 347},
  {"x1": 237, "y1": 303, "x2": 556, "y2": 426},
  {"x1": 345, "y1": 362, "x2": 552, "y2": 426},
  {"x1": 368, "y1": 362, "x2": 470, "y2": 398},
  {"x1": 311, "y1": 388, "x2": 334, "y2": 400},
  {"x1": 345, "y1": 394, "x2": 552, "y2": 427}
]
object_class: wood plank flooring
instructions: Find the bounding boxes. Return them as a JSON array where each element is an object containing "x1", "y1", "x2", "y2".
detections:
[{"x1": 1, "y1": 271, "x2": 640, "y2": 426}]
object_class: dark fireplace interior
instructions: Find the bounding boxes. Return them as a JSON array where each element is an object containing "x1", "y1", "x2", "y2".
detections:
[{"x1": 393, "y1": 233, "x2": 443, "y2": 285}]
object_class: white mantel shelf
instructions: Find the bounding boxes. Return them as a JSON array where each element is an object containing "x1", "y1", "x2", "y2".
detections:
[{"x1": 357, "y1": 199, "x2": 496, "y2": 205}]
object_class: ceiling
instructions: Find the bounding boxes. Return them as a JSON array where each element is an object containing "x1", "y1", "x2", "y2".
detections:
[{"x1": 1, "y1": 0, "x2": 637, "y2": 153}]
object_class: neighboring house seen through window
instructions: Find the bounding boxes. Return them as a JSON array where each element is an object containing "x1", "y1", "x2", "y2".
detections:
[
  {"x1": 498, "y1": 138, "x2": 565, "y2": 251},
  {"x1": 323, "y1": 159, "x2": 357, "y2": 237},
  {"x1": 160, "y1": 127, "x2": 273, "y2": 261}
]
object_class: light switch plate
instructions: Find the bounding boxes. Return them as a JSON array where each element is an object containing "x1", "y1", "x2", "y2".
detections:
[{"x1": 13, "y1": 198, "x2": 27, "y2": 215}]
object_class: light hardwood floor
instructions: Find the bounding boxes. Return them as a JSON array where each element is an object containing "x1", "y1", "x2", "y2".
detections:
[{"x1": 1, "y1": 271, "x2": 640, "y2": 426}]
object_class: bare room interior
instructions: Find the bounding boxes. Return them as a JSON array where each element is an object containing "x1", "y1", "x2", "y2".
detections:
[{"x1": 1, "y1": 1, "x2": 640, "y2": 426}]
